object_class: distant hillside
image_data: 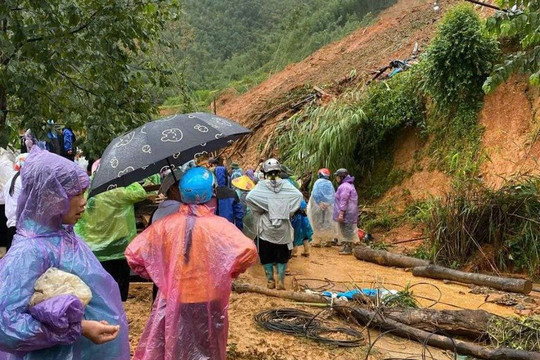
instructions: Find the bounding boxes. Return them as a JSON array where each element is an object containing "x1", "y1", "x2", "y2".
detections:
[{"x1": 160, "y1": 0, "x2": 396, "y2": 99}]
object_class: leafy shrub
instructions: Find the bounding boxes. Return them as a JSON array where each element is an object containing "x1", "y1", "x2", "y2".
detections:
[{"x1": 422, "y1": 4, "x2": 500, "y2": 109}]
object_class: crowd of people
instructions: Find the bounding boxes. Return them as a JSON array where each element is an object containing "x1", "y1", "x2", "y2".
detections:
[{"x1": 0, "y1": 134, "x2": 361, "y2": 359}]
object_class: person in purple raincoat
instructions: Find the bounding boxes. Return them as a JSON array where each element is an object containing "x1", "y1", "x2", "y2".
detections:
[
  {"x1": 0, "y1": 147, "x2": 129, "y2": 360},
  {"x1": 333, "y1": 168, "x2": 359, "y2": 255}
]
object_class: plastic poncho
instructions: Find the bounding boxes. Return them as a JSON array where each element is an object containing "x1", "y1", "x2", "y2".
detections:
[
  {"x1": 125, "y1": 203, "x2": 258, "y2": 360},
  {"x1": 334, "y1": 175, "x2": 360, "y2": 243},
  {"x1": 291, "y1": 200, "x2": 313, "y2": 247},
  {"x1": 216, "y1": 186, "x2": 244, "y2": 230},
  {"x1": 0, "y1": 149, "x2": 15, "y2": 205},
  {"x1": 246, "y1": 179, "x2": 303, "y2": 247},
  {"x1": 333, "y1": 175, "x2": 359, "y2": 224},
  {"x1": 234, "y1": 187, "x2": 256, "y2": 240},
  {"x1": 74, "y1": 182, "x2": 146, "y2": 261},
  {"x1": 307, "y1": 178, "x2": 337, "y2": 243},
  {"x1": 0, "y1": 147, "x2": 129, "y2": 360}
]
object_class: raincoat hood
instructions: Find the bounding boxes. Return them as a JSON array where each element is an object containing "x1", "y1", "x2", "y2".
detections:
[
  {"x1": 341, "y1": 175, "x2": 355, "y2": 184},
  {"x1": 17, "y1": 147, "x2": 89, "y2": 235},
  {"x1": 263, "y1": 178, "x2": 285, "y2": 193}
]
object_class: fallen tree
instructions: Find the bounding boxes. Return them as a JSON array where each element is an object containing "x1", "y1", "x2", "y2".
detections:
[
  {"x1": 381, "y1": 308, "x2": 493, "y2": 340},
  {"x1": 233, "y1": 282, "x2": 492, "y2": 339},
  {"x1": 353, "y1": 245, "x2": 430, "y2": 268},
  {"x1": 233, "y1": 282, "x2": 540, "y2": 360},
  {"x1": 412, "y1": 264, "x2": 533, "y2": 294},
  {"x1": 346, "y1": 307, "x2": 540, "y2": 360}
]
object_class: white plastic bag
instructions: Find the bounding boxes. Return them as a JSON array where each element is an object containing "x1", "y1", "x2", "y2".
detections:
[{"x1": 30, "y1": 267, "x2": 92, "y2": 307}]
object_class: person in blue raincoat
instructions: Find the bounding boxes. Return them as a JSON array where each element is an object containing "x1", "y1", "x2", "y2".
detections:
[
  {"x1": 0, "y1": 147, "x2": 129, "y2": 360},
  {"x1": 291, "y1": 200, "x2": 313, "y2": 257},
  {"x1": 209, "y1": 157, "x2": 229, "y2": 187},
  {"x1": 213, "y1": 160, "x2": 244, "y2": 230}
]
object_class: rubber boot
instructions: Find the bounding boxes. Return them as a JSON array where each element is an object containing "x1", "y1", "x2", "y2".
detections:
[
  {"x1": 276, "y1": 263, "x2": 287, "y2": 290},
  {"x1": 301, "y1": 240, "x2": 310, "y2": 257},
  {"x1": 339, "y1": 242, "x2": 352, "y2": 255},
  {"x1": 263, "y1": 264, "x2": 275, "y2": 289}
]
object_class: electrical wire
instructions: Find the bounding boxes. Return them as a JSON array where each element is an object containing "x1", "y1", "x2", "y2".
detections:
[{"x1": 254, "y1": 308, "x2": 364, "y2": 347}]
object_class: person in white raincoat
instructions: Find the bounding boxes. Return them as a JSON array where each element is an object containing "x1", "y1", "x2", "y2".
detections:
[
  {"x1": 246, "y1": 158, "x2": 303, "y2": 290},
  {"x1": 307, "y1": 168, "x2": 337, "y2": 247}
]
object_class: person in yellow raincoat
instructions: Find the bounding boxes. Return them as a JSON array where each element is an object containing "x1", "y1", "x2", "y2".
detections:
[{"x1": 125, "y1": 166, "x2": 258, "y2": 360}]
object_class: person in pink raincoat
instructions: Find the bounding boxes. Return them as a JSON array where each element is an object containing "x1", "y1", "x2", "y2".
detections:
[{"x1": 125, "y1": 166, "x2": 258, "y2": 360}]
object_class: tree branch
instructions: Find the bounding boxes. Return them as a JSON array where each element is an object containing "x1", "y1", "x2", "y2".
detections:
[{"x1": 26, "y1": 10, "x2": 100, "y2": 43}]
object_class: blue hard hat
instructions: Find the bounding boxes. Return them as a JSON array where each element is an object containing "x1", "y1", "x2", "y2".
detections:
[{"x1": 180, "y1": 166, "x2": 215, "y2": 204}]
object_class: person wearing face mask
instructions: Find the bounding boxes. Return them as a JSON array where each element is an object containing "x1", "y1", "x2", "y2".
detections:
[
  {"x1": 0, "y1": 147, "x2": 129, "y2": 360},
  {"x1": 246, "y1": 158, "x2": 303, "y2": 290},
  {"x1": 333, "y1": 168, "x2": 360, "y2": 255}
]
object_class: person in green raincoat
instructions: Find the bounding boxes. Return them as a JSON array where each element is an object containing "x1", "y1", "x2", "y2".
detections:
[{"x1": 75, "y1": 160, "x2": 147, "y2": 301}]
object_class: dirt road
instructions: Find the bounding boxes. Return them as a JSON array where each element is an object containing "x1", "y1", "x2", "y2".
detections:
[{"x1": 125, "y1": 245, "x2": 537, "y2": 359}]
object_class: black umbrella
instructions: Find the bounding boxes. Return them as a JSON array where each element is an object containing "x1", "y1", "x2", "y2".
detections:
[{"x1": 88, "y1": 112, "x2": 251, "y2": 197}]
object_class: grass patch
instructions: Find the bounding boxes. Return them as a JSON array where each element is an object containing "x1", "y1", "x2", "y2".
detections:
[
  {"x1": 487, "y1": 316, "x2": 540, "y2": 352},
  {"x1": 426, "y1": 177, "x2": 540, "y2": 277}
]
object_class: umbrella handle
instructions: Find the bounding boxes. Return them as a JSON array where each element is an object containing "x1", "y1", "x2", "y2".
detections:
[{"x1": 166, "y1": 158, "x2": 178, "y2": 182}]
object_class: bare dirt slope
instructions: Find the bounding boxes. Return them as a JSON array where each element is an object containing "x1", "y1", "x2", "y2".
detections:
[
  {"x1": 214, "y1": 0, "x2": 539, "y2": 203},
  {"x1": 216, "y1": 0, "x2": 455, "y2": 168}
]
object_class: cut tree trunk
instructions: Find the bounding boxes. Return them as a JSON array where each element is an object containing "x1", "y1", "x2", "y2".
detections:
[
  {"x1": 413, "y1": 264, "x2": 533, "y2": 294},
  {"x1": 346, "y1": 307, "x2": 540, "y2": 360},
  {"x1": 232, "y1": 282, "x2": 540, "y2": 360},
  {"x1": 381, "y1": 308, "x2": 492, "y2": 339},
  {"x1": 353, "y1": 245, "x2": 430, "y2": 268},
  {"x1": 232, "y1": 282, "x2": 328, "y2": 303}
]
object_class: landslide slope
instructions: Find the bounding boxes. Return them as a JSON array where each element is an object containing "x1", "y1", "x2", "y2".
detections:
[{"x1": 216, "y1": 0, "x2": 540, "y2": 200}]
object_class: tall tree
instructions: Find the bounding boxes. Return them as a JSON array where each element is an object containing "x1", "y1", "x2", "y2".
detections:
[{"x1": 0, "y1": 1, "x2": 178, "y2": 156}]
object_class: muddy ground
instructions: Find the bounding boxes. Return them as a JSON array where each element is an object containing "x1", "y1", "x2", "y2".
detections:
[{"x1": 125, "y1": 245, "x2": 536, "y2": 359}]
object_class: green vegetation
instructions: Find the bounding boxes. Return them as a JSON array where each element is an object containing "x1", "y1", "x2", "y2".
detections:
[
  {"x1": 422, "y1": 4, "x2": 500, "y2": 108},
  {"x1": 488, "y1": 316, "x2": 540, "y2": 352},
  {"x1": 0, "y1": 1, "x2": 179, "y2": 156},
  {"x1": 277, "y1": 68, "x2": 425, "y2": 186},
  {"x1": 421, "y1": 4, "x2": 498, "y2": 182},
  {"x1": 426, "y1": 178, "x2": 540, "y2": 276},
  {"x1": 484, "y1": 0, "x2": 540, "y2": 92},
  {"x1": 382, "y1": 284, "x2": 419, "y2": 309},
  {"x1": 163, "y1": 0, "x2": 397, "y2": 96}
]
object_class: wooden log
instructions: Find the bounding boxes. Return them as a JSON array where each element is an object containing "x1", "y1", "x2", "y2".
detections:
[
  {"x1": 413, "y1": 264, "x2": 532, "y2": 294},
  {"x1": 381, "y1": 308, "x2": 492, "y2": 339},
  {"x1": 353, "y1": 245, "x2": 430, "y2": 268},
  {"x1": 232, "y1": 282, "x2": 328, "y2": 303},
  {"x1": 232, "y1": 282, "x2": 540, "y2": 360},
  {"x1": 346, "y1": 307, "x2": 540, "y2": 360}
]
